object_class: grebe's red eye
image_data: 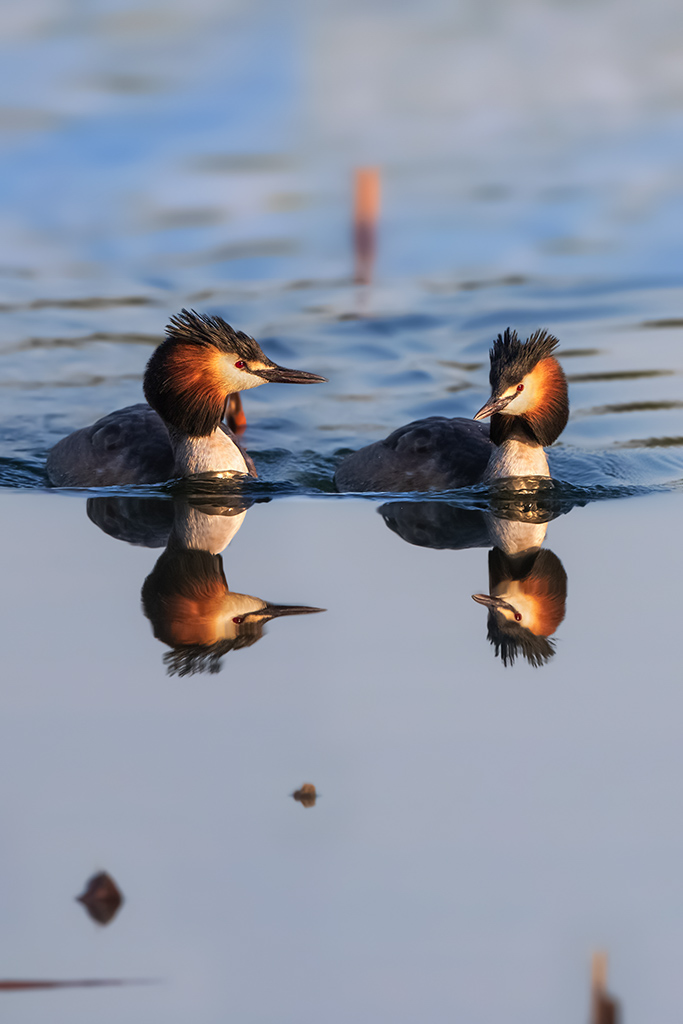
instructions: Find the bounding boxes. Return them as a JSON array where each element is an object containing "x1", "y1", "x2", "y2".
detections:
[
  {"x1": 235, "y1": 360, "x2": 246, "y2": 369},
  {"x1": 233, "y1": 616, "x2": 244, "y2": 624},
  {"x1": 514, "y1": 612, "x2": 522, "y2": 621},
  {"x1": 516, "y1": 383, "x2": 524, "y2": 392}
]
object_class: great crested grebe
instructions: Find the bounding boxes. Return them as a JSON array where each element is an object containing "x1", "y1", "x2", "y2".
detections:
[
  {"x1": 46, "y1": 309, "x2": 327, "y2": 487},
  {"x1": 334, "y1": 328, "x2": 569, "y2": 492}
]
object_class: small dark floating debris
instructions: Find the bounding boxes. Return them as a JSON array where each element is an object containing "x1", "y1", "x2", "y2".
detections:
[
  {"x1": 76, "y1": 871, "x2": 124, "y2": 925},
  {"x1": 292, "y1": 783, "x2": 317, "y2": 808}
]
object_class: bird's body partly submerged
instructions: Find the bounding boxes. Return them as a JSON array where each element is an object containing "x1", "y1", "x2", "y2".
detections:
[
  {"x1": 47, "y1": 310, "x2": 326, "y2": 487},
  {"x1": 334, "y1": 328, "x2": 569, "y2": 493},
  {"x1": 334, "y1": 416, "x2": 493, "y2": 492}
]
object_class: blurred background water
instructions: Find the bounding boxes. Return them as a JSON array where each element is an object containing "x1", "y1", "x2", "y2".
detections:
[{"x1": 2, "y1": 1, "x2": 683, "y2": 1021}]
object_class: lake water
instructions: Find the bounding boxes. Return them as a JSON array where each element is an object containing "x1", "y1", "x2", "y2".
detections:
[{"x1": 2, "y1": 1, "x2": 683, "y2": 1021}]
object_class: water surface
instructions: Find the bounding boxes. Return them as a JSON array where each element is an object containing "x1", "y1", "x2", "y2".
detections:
[{"x1": 3, "y1": 1, "x2": 683, "y2": 1021}]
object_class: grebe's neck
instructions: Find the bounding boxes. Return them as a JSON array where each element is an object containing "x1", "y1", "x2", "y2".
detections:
[
  {"x1": 483, "y1": 438, "x2": 549, "y2": 482},
  {"x1": 483, "y1": 417, "x2": 550, "y2": 482},
  {"x1": 167, "y1": 424, "x2": 249, "y2": 479}
]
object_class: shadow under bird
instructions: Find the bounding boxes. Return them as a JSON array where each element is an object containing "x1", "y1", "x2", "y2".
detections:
[
  {"x1": 46, "y1": 309, "x2": 327, "y2": 487},
  {"x1": 334, "y1": 328, "x2": 569, "y2": 492}
]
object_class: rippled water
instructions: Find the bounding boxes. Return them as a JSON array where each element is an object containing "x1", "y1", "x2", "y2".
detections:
[
  {"x1": 5, "y1": 279, "x2": 683, "y2": 497},
  {"x1": 3, "y1": 1, "x2": 683, "y2": 1021}
]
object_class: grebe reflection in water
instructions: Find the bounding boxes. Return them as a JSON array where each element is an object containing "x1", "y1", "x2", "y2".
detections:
[
  {"x1": 87, "y1": 496, "x2": 324, "y2": 676},
  {"x1": 379, "y1": 496, "x2": 568, "y2": 668}
]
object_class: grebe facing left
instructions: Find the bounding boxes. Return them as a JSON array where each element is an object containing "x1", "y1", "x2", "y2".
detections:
[
  {"x1": 334, "y1": 328, "x2": 569, "y2": 492},
  {"x1": 46, "y1": 309, "x2": 327, "y2": 487}
]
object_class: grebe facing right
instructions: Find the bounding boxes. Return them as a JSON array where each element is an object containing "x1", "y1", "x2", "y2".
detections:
[
  {"x1": 47, "y1": 309, "x2": 327, "y2": 487},
  {"x1": 334, "y1": 328, "x2": 569, "y2": 492}
]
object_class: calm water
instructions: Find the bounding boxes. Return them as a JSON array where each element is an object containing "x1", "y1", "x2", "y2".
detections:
[{"x1": 2, "y1": 1, "x2": 683, "y2": 1021}]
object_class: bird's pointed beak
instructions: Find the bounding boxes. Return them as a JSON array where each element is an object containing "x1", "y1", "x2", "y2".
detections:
[
  {"x1": 252, "y1": 365, "x2": 328, "y2": 384},
  {"x1": 473, "y1": 393, "x2": 515, "y2": 420}
]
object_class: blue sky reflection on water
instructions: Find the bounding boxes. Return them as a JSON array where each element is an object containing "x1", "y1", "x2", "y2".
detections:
[
  {"x1": 1, "y1": 0, "x2": 683, "y2": 288},
  {"x1": 2, "y1": 0, "x2": 683, "y2": 1020}
]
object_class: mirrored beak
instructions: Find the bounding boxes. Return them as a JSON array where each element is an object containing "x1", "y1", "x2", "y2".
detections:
[
  {"x1": 473, "y1": 393, "x2": 515, "y2": 420},
  {"x1": 471, "y1": 593, "x2": 517, "y2": 614},
  {"x1": 243, "y1": 604, "x2": 326, "y2": 622},
  {"x1": 252, "y1": 365, "x2": 328, "y2": 384}
]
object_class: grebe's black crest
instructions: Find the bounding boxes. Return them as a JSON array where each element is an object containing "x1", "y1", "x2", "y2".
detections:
[
  {"x1": 489, "y1": 328, "x2": 560, "y2": 393},
  {"x1": 166, "y1": 309, "x2": 268, "y2": 363}
]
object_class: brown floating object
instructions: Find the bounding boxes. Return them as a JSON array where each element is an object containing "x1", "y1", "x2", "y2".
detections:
[
  {"x1": 226, "y1": 392, "x2": 247, "y2": 434},
  {"x1": 591, "y1": 951, "x2": 620, "y2": 1024},
  {"x1": 292, "y1": 783, "x2": 317, "y2": 808},
  {"x1": 76, "y1": 871, "x2": 124, "y2": 926},
  {"x1": 353, "y1": 167, "x2": 381, "y2": 285}
]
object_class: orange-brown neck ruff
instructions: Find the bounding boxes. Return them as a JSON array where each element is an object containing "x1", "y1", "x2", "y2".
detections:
[
  {"x1": 144, "y1": 342, "x2": 227, "y2": 437},
  {"x1": 490, "y1": 357, "x2": 568, "y2": 448},
  {"x1": 142, "y1": 549, "x2": 228, "y2": 647}
]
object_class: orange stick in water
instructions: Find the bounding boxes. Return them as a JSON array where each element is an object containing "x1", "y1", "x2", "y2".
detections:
[
  {"x1": 353, "y1": 167, "x2": 381, "y2": 285},
  {"x1": 226, "y1": 392, "x2": 247, "y2": 434}
]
